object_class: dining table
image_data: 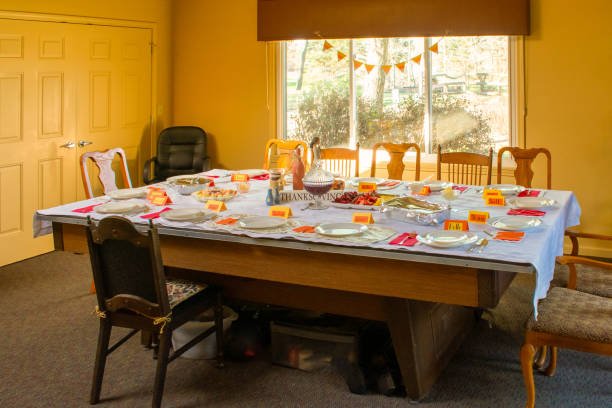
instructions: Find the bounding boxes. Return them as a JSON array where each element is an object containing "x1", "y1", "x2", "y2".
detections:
[{"x1": 33, "y1": 170, "x2": 581, "y2": 401}]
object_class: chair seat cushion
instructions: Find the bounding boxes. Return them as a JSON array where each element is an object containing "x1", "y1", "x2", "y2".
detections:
[
  {"x1": 166, "y1": 279, "x2": 208, "y2": 308},
  {"x1": 527, "y1": 287, "x2": 612, "y2": 343},
  {"x1": 551, "y1": 264, "x2": 612, "y2": 298}
]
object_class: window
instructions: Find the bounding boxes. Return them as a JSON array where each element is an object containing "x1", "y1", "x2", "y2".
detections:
[{"x1": 281, "y1": 37, "x2": 517, "y2": 155}]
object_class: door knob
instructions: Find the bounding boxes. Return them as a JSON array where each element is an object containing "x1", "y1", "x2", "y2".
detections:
[
  {"x1": 60, "y1": 141, "x2": 76, "y2": 149},
  {"x1": 78, "y1": 140, "x2": 93, "y2": 147}
]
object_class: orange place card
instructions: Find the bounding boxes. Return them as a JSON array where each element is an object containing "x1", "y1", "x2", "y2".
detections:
[
  {"x1": 206, "y1": 200, "x2": 227, "y2": 212},
  {"x1": 485, "y1": 196, "x2": 506, "y2": 206},
  {"x1": 443, "y1": 220, "x2": 469, "y2": 231},
  {"x1": 468, "y1": 210, "x2": 490, "y2": 224},
  {"x1": 147, "y1": 188, "x2": 164, "y2": 201},
  {"x1": 215, "y1": 217, "x2": 238, "y2": 225},
  {"x1": 269, "y1": 205, "x2": 293, "y2": 218},
  {"x1": 358, "y1": 182, "x2": 377, "y2": 193},
  {"x1": 418, "y1": 185, "x2": 431, "y2": 196},
  {"x1": 352, "y1": 212, "x2": 374, "y2": 225},
  {"x1": 150, "y1": 195, "x2": 170, "y2": 206},
  {"x1": 231, "y1": 173, "x2": 249, "y2": 182},
  {"x1": 482, "y1": 189, "x2": 502, "y2": 198}
]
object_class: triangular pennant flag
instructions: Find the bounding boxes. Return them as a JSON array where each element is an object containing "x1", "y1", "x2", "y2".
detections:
[
  {"x1": 337, "y1": 51, "x2": 346, "y2": 61},
  {"x1": 323, "y1": 40, "x2": 333, "y2": 51},
  {"x1": 429, "y1": 42, "x2": 439, "y2": 53},
  {"x1": 411, "y1": 54, "x2": 422, "y2": 64},
  {"x1": 365, "y1": 64, "x2": 375, "y2": 73},
  {"x1": 395, "y1": 61, "x2": 406, "y2": 72},
  {"x1": 353, "y1": 60, "x2": 363, "y2": 70},
  {"x1": 381, "y1": 65, "x2": 392, "y2": 74}
]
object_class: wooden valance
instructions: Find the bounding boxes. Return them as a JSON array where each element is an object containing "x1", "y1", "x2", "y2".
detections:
[{"x1": 257, "y1": 0, "x2": 530, "y2": 41}]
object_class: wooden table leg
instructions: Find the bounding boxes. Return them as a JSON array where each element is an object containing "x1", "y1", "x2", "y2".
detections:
[{"x1": 386, "y1": 298, "x2": 475, "y2": 400}]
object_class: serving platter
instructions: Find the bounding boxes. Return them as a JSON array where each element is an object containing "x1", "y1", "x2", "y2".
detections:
[
  {"x1": 507, "y1": 197, "x2": 557, "y2": 209},
  {"x1": 107, "y1": 188, "x2": 148, "y2": 200},
  {"x1": 487, "y1": 215, "x2": 542, "y2": 231},
  {"x1": 315, "y1": 223, "x2": 368, "y2": 237},
  {"x1": 416, "y1": 231, "x2": 479, "y2": 248}
]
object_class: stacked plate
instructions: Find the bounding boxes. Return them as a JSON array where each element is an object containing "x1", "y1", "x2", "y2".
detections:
[
  {"x1": 507, "y1": 197, "x2": 556, "y2": 209},
  {"x1": 315, "y1": 223, "x2": 368, "y2": 237},
  {"x1": 160, "y1": 208, "x2": 215, "y2": 223},
  {"x1": 95, "y1": 201, "x2": 148, "y2": 215},
  {"x1": 416, "y1": 230, "x2": 479, "y2": 248},
  {"x1": 239, "y1": 216, "x2": 287, "y2": 230},
  {"x1": 485, "y1": 184, "x2": 525, "y2": 195},
  {"x1": 488, "y1": 215, "x2": 542, "y2": 231},
  {"x1": 348, "y1": 177, "x2": 402, "y2": 191},
  {"x1": 108, "y1": 188, "x2": 148, "y2": 200}
]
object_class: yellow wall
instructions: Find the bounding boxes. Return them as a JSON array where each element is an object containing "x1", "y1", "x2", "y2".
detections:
[
  {"x1": 0, "y1": 0, "x2": 174, "y2": 136},
  {"x1": 172, "y1": 0, "x2": 274, "y2": 170}
]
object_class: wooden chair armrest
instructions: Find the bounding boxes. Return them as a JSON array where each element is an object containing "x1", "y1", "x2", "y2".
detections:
[
  {"x1": 564, "y1": 230, "x2": 612, "y2": 256},
  {"x1": 556, "y1": 256, "x2": 612, "y2": 270}
]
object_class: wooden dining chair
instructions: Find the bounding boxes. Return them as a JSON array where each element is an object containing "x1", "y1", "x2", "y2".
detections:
[
  {"x1": 263, "y1": 138, "x2": 308, "y2": 170},
  {"x1": 316, "y1": 143, "x2": 360, "y2": 178},
  {"x1": 436, "y1": 145, "x2": 493, "y2": 185},
  {"x1": 87, "y1": 216, "x2": 224, "y2": 408},
  {"x1": 370, "y1": 142, "x2": 421, "y2": 180},
  {"x1": 520, "y1": 256, "x2": 612, "y2": 408},
  {"x1": 80, "y1": 147, "x2": 132, "y2": 199},
  {"x1": 497, "y1": 147, "x2": 552, "y2": 188}
]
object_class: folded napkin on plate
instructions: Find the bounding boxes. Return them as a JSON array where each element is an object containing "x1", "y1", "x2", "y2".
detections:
[
  {"x1": 507, "y1": 208, "x2": 546, "y2": 216},
  {"x1": 493, "y1": 231, "x2": 525, "y2": 242},
  {"x1": 452, "y1": 185, "x2": 469, "y2": 193},
  {"x1": 389, "y1": 232, "x2": 418, "y2": 247},
  {"x1": 293, "y1": 225, "x2": 316, "y2": 233},
  {"x1": 216, "y1": 217, "x2": 239, "y2": 225},
  {"x1": 251, "y1": 174, "x2": 270, "y2": 181},
  {"x1": 72, "y1": 203, "x2": 103, "y2": 213},
  {"x1": 140, "y1": 207, "x2": 171, "y2": 220},
  {"x1": 518, "y1": 190, "x2": 541, "y2": 197},
  {"x1": 380, "y1": 180, "x2": 401, "y2": 187}
]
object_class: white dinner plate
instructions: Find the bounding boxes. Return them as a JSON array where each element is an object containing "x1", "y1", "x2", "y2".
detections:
[
  {"x1": 239, "y1": 216, "x2": 287, "y2": 229},
  {"x1": 507, "y1": 197, "x2": 557, "y2": 209},
  {"x1": 166, "y1": 174, "x2": 199, "y2": 183},
  {"x1": 236, "y1": 169, "x2": 269, "y2": 177},
  {"x1": 160, "y1": 208, "x2": 214, "y2": 222},
  {"x1": 95, "y1": 201, "x2": 147, "y2": 214},
  {"x1": 485, "y1": 184, "x2": 526, "y2": 195},
  {"x1": 315, "y1": 223, "x2": 368, "y2": 237},
  {"x1": 416, "y1": 231, "x2": 478, "y2": 248},
  {"x1": 348, "y1": 177, "x2": 386, "y2": 186},
  {"x1": 423, "y1": 180, "x2": 453, "y2": 192},
  {"x1": 108, "y1": 188, "x2": 147, "y2": 200},
  {"x1": 488, "y1": 215, "x2": 542, "y2": 231}
]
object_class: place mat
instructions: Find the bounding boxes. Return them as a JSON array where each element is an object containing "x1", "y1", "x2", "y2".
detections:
[
  {"x1": 293, "y1": 225, "x2": 316, "y2": 234},
  {"x1": 72, "y1": 203, "x2": 103, "y2": 213},
  {"x1": 215, "y1": 217, "x2": 239, "y2": 225},
  {"x1": 493, "y1": 231, "x2": 525, "y2": 242},
  {"x1": 507, "y1": 208, "x2": 546, "y2": 217},
  {"x1": 140, "y1": 207, "x2": 171, "y2": 219},
  {"x1": 389, "y1": 232, "x2": 418, "y2": 247},
  {"x1": 251, "y1": 174, "x2": 270, "y2": 181},
  {"x1": 518, "y1": 190, "x2": 541, "y2": 197},
  {"x1": 452, "y1": 185, "x2": 469, "y2": 193}
]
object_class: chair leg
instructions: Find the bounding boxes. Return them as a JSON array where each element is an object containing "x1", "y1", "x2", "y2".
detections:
[
  {"x1": 152, "y1": 331, "x2": 171, "y2": 408},
  {"x1": 214, "y1": 292, "x2": 225, "y2": 368},
  {"x1": 533, "y1": 346, "x2": 548, "y2": 370},
  {"x1": 520, "y1": 343, "x2": 536, "y2": 408},
  {"x1": 543, "y1": 346, "x2": 558, "y2": 377},
  {"x1": 90, "y1": 319, "x2": 112, "y2": 404}
]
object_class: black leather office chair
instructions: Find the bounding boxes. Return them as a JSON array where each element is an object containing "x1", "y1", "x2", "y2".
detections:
[{"x1": 143, "y1": 126, "x2": 211, "y2": 184}]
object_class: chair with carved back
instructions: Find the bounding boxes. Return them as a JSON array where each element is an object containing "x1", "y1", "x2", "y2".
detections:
[
  {"x1": 497, "y1": 147, "x2": 551, "y2": 188},
  {"x1": 263, "y1": 138, "x2": 308, "y2": 171},
  {"x1": 87, "y1": 216, "x2": 223, "y2": 408},
  {"x1": 80, "y1": 148, "x2": 132, "y2": 199},
  {"x1": 315, "y1": 143, "x2": 360, "y2": 178},
  {"x1": 520, "y1": 256, "x2": 612, "y2": 408},
  {"x1": 370, "y1": 142, "x2": 421, "y2": 180},
  {"x1": 436, "y1": 145, "x2": 493, "y2": 186}
]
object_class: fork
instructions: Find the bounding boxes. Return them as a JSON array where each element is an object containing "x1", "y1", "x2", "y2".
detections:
[{"x1": 467, "y1": 238, "x2": 488, "y2": 253}]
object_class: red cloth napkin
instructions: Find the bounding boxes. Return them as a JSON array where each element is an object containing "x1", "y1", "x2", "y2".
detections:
[
  {"x1": 507, "y1": 209, "x2": 546, "y2": 216},
  {"x1": 251, "y1": 174, "x2": 270, "y2": 181},
  {"x1": 72, "y1": 203, "x2": 103, "y2": 213},
  {"x1": 380, "y1": 180, "x2": 401, "y2": 187},
  {"x1": 452, "y1": 185, "x2": 468, "y2": 193},
  {"x1": 493, "y1": 231, "x2": 525, "y2": 242},
  {"x1": 389, "y1": 233, "x2": 418, "y2": 247},
  {"x1": 140, "y1": 207, "x2": 171, "y2": 220},
  {"x1": 517, "y1": 190, "x2": 541, "y2": 197}
]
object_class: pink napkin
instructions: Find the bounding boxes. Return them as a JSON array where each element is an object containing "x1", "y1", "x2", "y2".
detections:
[
  {"x1": 72, "y1": 203, "x2": 103, "y2": 213},
  {"x1": 380, "y1": 180, "x2": 401, "y2": 187},
  {"x1": 140, "y1": 207, "x2": 171, "y2": 220},
  {"x1": 518, "y1": 190, "x2": 541, "y2": 197},
  {"x1": 251, "y1": 174, "x2": 270, "y2": 181},
  {"x1": 389, "y1": 233, "x2": 418, "y2": 247},
  {"x1": 452, "y1": 185, "x2": 469, "y2": 193},
  {"x1": 507, "y1": 208, "x2": 546, "y2": 216}
]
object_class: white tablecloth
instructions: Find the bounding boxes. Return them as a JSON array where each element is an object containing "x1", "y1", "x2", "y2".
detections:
[{"x1": 34, "y1": 172, "x2": 581, "y2": 318}]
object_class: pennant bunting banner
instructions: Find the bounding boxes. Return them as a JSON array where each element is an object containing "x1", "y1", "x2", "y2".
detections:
[
  {"x1": 429, "y1": 42, "x2": 439, "y2": 53},
  {"x1": 395, "y1": 61, "x2": 406, "y2": 72},
  {"x1": 353, "y1": 60, "x2": 363, "y2": 70},
  {"x1": 411, "y1": 54, "x2": 422, "y2": 64},
  {"x1": 365, "y1": 64, "x2": 375, "y2": 73},
  {"x1": 323, "y1": 40, "x2": 333, "y2": 51},
  {"x1": 381, "y1": 65, "x2": 392, "y2": 74},
  {"x1": 337, "y1": 51, "x2": 347, "y2": 61}
]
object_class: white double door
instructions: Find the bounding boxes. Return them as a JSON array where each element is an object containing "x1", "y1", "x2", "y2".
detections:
[{"x1": 0, "y1": 18, "x2": 152, "y2": 266}]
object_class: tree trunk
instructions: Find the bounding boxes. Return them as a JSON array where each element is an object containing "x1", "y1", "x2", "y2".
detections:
[
  {"x1": 363, "y1": 38, "x2": 389, "y2": 115},
  {"x1": 296, "y1": 40, "x2": 309, "y2": 90}
]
